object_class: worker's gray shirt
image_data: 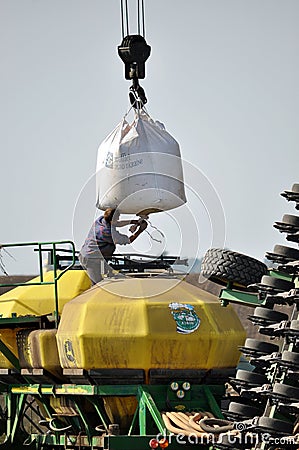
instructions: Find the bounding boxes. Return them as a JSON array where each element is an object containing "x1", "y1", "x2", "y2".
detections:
[{"x1": 80, "y1": 216, "x2": 130, "y2": 258}]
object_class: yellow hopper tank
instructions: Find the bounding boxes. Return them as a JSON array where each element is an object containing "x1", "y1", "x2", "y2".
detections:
[
  {"x1": 0, "y1": 270, "x2": 91, "y2": 318},
  {"x1": 57, "y1": 276, "x2": 245, "y2": 372},
  {"x1": 0, "y1": 270, "x2": 90, "y2": 369}
]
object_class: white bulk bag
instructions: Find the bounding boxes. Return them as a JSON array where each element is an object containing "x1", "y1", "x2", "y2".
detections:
[{"x1": 96, "y1": 111, "x2": 186, "y2": 215}]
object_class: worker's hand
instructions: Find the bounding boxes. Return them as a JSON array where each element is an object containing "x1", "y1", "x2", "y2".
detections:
[
  {"x1": 130, "y1": 220, "x2": 139, "y2": 225},
  {"x1": 139, "y1": 220, "x2": 148, "y2": 231},
  {"x1": 129, "y1": 224, "x2": 138, "y2": 233}
]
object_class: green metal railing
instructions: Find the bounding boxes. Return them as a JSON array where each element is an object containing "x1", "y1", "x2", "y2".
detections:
[{"x1": 0, "y1": 240, "x2": 76, "y2": 328}]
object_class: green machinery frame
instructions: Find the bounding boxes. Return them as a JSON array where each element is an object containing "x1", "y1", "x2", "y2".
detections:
[
  {"x1": 0, "y1": 382, "x2": 224, "y2": 450},
  {"x1": 218, "y1": 268, "x2": 296, "y2": 308},
  {"x1": 0, "y1": 240, "x2": 296, "y2": 449}
]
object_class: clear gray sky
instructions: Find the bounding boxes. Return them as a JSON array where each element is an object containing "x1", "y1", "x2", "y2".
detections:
[{"x1": 1, "y1": 0, "x2": 298, "y2": 274}]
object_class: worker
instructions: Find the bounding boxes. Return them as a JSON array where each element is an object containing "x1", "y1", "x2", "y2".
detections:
[{"x1": 79, "y1": 208, "x2": 147, "y2": 284}]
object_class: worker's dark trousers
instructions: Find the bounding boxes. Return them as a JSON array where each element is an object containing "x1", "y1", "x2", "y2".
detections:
[
  {"x1": 79, "y1": 245, "x2": 115, "y2": 285},
  {"x1": 78, "y1": 254, "x2": 104, "y2": 285}
]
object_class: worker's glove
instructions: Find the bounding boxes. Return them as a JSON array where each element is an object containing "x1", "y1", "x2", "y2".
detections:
[
  {"x1": 139, "y1": 220, "x2": 148, "y2": 231},
  {"x1": 129, "y1": 224, "x2": 138, "y2": 233},
  {"x1": 129, "y1": 219, "x2": 141, "y2": 233}
]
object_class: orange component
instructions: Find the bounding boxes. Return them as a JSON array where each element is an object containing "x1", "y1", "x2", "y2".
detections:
[{"x1": 159, "y1": 438, "x2": 169, "y2": 448}]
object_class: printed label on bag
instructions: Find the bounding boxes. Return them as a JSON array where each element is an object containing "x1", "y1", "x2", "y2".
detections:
[
  {"x1": 114, "y1": 155, "x2": 143, "y2": 170},
  {"x1": 105, "y1": 152, "x2": 114, "y2": 168},
  {"x1": 105, "y1": 153, "x2": 143, "y2": 170}
]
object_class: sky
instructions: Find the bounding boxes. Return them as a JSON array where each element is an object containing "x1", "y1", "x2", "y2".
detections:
[{"x1": 0, "y1": 0, "x2": 298, "y2": 275}]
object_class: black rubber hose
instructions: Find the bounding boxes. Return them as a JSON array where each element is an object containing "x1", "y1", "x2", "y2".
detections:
[{"x1": 199, "y1": 418, "x2": 234, "y2": 434}]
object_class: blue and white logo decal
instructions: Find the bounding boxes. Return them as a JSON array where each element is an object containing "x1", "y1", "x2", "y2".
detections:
[{"x1": 169, "y1": 303, "x2": 201, "y2": 334}]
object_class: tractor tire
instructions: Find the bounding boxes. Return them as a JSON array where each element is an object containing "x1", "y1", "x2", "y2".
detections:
[
  {"x1": 273, "y1": 383, "x2": 299, "y2": 400},
  {"x1": 288, "y1": 183, "x2": 299, "y2": 193},
  {"x1": 228, "y1": 402, "x2": 263, "y2": 418},
  {"x1": 280, "y1": 214, "x2": 299, "y2": 227},
  {"x1": 257, "y1": 417, "x2": 293, "y2": 435},
  {"x1": 201, "y1": 249, "x2": 268, "y2": 287},
  {"x1": 260, "y1": 275, "x2": 295, "y2": 292},
  {"x1": 252, "y1": 306, "x2": 288, "y2": 323},
  {"x1": 282, "y1": 351, "x2": 299, "y2": 365},
  {"x1": 240, "y1": 338, "x2": 279, "y2": 355},
  {"x1": 273, "y1": 244, "x2": 299, "y2": 261},
  {"x1": 235, "y1": 369, "x2": 268, "y2": 386}
]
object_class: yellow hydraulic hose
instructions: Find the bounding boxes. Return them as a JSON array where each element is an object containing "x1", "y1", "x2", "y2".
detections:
[{"x1": 162, "y1": 412, "x2": 215, "y2": 438}]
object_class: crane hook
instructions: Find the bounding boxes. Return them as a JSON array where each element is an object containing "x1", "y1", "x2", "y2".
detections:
[{"x1": 118, "y1": 34, "x2": 151, "y2": 109}]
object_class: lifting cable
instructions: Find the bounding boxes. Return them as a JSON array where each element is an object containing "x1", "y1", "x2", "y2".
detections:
[
  {"x1": 120, "y1": 0, "x2": 129, "y2": 38},
  {"x1": 120, "y1": 0, "x2": 146, "y2": 38},
  {"x1": 119, "y1": 0, "x2": 150, "y2": 108},
  {"x1": 138, "y1": 0, "x2": 146, "y2": 37}
]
